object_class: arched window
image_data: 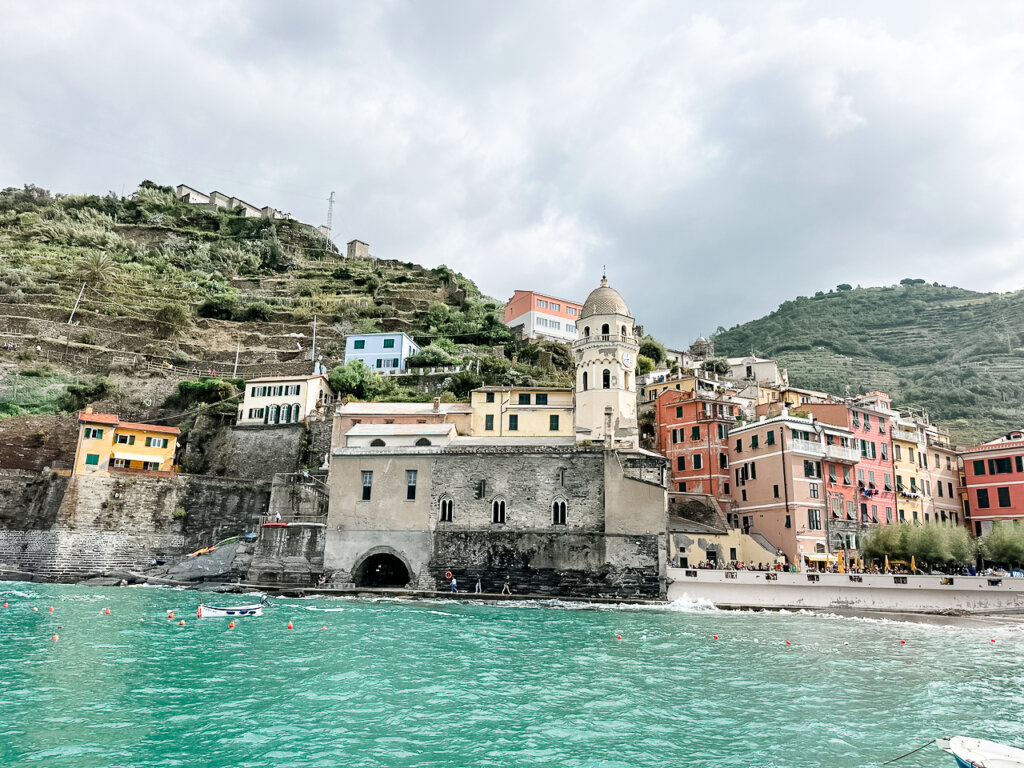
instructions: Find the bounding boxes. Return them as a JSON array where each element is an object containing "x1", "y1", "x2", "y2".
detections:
[
  {"x1": 292, "y1": 404, "x2": 302, "y2": 422},
  {"x1": 281, "y1": 404, "x2": 292, "y2": 424},
  {"x1": 623, "y1": 372, "x2": 630, "y2": 390},
  {"x1": 601, "y1": 323, "x2": 610, "y2": 338},
  {"x1": 415, "y1": 437, "x2": 431, "y2": 446},
  {"x1": 439, "y1": 496, "x2": 453, "y2": 522},
  {"x1": 814, "y1": 542, "x2": 826, "y2": 554},
  {"x1": 582, "y1": 371, "x2": 588, "y2": 391},
  {"x1": 602, "y1": 369, "x2": 610, "y2": 389},
  {"x1": 552, "y1": 499, "x2": 567, "y2": 525},
  {"x1": 268, "y1": 404, "x2": 280, "y2": 424},
  {"x1": 621, "y1": 325, "x2": 627, "y2": 337},
  {"x1": 370, "y1": 438, "x2": 386, "y2": 447},
  {"x1": 491, "y1": 498, "x2": 506, "y2": 524},
  {"x1": 584, "y1": 326, "x2": 590, "y2": 337}
]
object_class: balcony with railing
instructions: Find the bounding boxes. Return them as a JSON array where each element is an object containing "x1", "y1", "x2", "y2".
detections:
[
  {"x1": 574, "y1": 334, "x2": 640, "y2": 348},
  {"x1": 891, "y1": 427, "x2": 921, "y2": 443},
  {"x1": 789, "y1": 438, "x2": 825, "y2": 456},
  {"x1": 823, "y1": 443, "x2": 860, "y2": 463}
]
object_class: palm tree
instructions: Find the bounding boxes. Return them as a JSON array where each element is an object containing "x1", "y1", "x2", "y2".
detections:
[{"x1": 80, "y1": 251, "x2": 116, "y2": 288}]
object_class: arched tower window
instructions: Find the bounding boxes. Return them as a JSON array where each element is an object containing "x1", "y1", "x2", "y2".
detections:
[
  {"x1": 439, "y1": 496, "x2": 453, "y2": 522},
  {"x1": 621, "y1": 325, "x2": 627, "y2": 337},
  {"x1": 415, "y1": 437, "x2": 432, "y2": 446},
  {"x1": 602, "y1": 369, "x2": 610, "y2": 389},
  {"x1": 584, "y1": 326, "x2": 590, "y2": 337},
  {"x1": 552, "y1": 499, "x2": 567, "y2": 525},
  {"x1": 370, "y1": 438, "x2": 386, "y2": 447},
  {"x1": 491, "y1": 498, "x2": 506, "y2": 524},
  {"x1": 582, "y1": 371, "x2": 588, "y2": 391},
  {"x1": 624, "y1": 372, "x2": 630, "y2": 390},
  {"x1": 601, "y1": 323, "x2": 610, "y2": 338}
]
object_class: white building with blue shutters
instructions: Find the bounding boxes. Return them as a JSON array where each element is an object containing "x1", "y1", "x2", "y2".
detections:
[{"x1": 344, "y1": 332, "x2": 420, "y2": 372}]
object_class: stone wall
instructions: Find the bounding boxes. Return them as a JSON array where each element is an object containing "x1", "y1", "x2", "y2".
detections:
[
  {"x1": 189, "y1": 423, "x2": 306, "y2": 479},
  {"x1": 247, "y1": 525, "x2": 326, "y2": 584},
  {"x1": 427, "y1": 530, "x2": 662, "y2": 598},
  {"x1": 0, "y1": 470, "x2": 271, "y2": 581}
]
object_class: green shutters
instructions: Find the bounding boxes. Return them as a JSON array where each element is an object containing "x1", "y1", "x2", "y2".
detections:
[
  {"x1": 85, "y1": 454, "x2": 100, "y2": 465},
  {"x1": 485, "y1": 415, "x2": 494, "y2": 431},
  {"x1": 509, "y1": 415, "x2": 518, "y2": 431},
  {"x1": 549, "y1": 414, "x2": 559, "y2": 431}
]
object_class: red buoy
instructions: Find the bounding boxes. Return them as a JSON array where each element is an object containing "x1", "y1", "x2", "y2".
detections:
[
  {"x1": 104, "y1": 608, "x2": 111, "y2": 615},
  {"x1": 51, "y1": 634, "x2": 59, "y2": 642},
  {"x1": 287, "y1": 621, "x2": 294, "y2": 629},
  {"x1": 900, "y1": 639, "x2": 906, "y2": 645},
  {"x1": 616, "y1": 635, "x2": 622, "y2": 640},
  {"x1": 168, "y1": 611, "x2": 174, "y2": 619},
  {"x1": 321, "y1": 625, "x2": 327, "y2": 631},
  {"x1": 713, "y1": 635, "x2": 719, "y2": 640},
  {"x1": 3, "y1": 602, "x2": 8, "y2": 608},
  {"x1": 179, "y1": 620, "x2": 185, "y2": 626},
  {"x1": 228, "y1": 621, "x2": 235, "y2": 629},
  {"x1": 785, "y1": 640, "x2": 791, "y2": 645},
  {"x1": 991, "y1": 638, "x2": 996, "y2": 643},
  {"x1": 49, "y1": 606, "x2": 54, "y2": 613}
]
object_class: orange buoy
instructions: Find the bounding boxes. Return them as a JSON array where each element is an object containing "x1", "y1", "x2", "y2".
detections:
[
  {"x1": 287, "y1": 621, "x2": 294, "y2": 629},
  {"x1": 168, "y1": 611, "x2": 174, "y2": 619},
  {"x1": 104, "y1": 608, "x2": 111, "y2": 615},
  {"x1": 3, "y1": 602, "x2": 8, "y2": 608},
  {"x1": 179, "y1": 620, "x2": 185, "y2": 626},
  {"x1": 321, "y1": 625, "x2": 327, "y2": 631},
  {"x1": 228, "y1": 621, "x2": 235, "y2": 629},
  {"x1": 49, "y1": 606, "x2": 54, "y2": 613},
  {"x1": 33, "y1": 607, "x2": 38, "y2": 612},
  {"x1": 51, "y1": 634, "x2": 59, "y2": 642}
]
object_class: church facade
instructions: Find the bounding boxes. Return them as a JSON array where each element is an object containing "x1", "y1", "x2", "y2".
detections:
[{"x1": 323, "y1": 277, "x2": 671, "y2": 599}]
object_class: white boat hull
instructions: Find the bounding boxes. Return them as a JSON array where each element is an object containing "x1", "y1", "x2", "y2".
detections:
[
  {"x1": 196, "y1": 603, "x2": 263, "y2": 618},
  {"x1": 939, "y1": 736, "x2": 1024, "y2": 768}
]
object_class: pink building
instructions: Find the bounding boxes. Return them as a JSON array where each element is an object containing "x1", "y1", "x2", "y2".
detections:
[{"x1": 503, "y1": 290, "x2": 582, "y2": 343}]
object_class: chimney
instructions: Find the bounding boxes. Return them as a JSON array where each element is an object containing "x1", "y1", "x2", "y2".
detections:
[
  {"x1": 84, "y1": 406, "x2": 94, "y2": 414},
  {"x1": 432, "y1": 397, "x2": 440, "y2": 413}
]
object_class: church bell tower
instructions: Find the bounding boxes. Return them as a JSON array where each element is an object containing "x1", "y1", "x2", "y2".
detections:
[{"x1": 572, "y1": 276, "x2": 640, "y2": 448}]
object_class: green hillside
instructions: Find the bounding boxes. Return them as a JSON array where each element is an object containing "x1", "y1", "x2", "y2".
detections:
[
  {"x1": 713, "y1": 281, "x2": 1024, "y2": 446},
  {"x1": 0, "y1": 181, "x2": 571, "y2": 420}
]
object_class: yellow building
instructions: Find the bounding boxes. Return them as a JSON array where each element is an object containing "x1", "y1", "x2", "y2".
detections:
[
  {"x1": 469, "y1": 386, "x2": 575, "y2": 437},
  {"x1": 237, "y1": 374, "x2": 334, "y2": 426},
  {"x1": 73, "y1": 409, "x2": 180, "y2": 476},
  {"x1": 892, "y1": 419, "x2": 925, "y2": 523}
]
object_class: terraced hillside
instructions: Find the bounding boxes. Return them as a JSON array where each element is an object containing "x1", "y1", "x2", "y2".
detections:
[
  {"x1": 713, "y1": 281, "x2": 1024, "y2": 446},
  {"x1": 0, "y1": 182, "x2": 568, "y2": 423}
]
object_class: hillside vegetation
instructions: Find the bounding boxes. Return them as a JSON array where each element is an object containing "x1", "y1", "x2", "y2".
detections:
[
  {"x1": 0, "y1": 182, "x2": 572, "y2": 421},
  {"x1": 713, "y1": 281, "x2": 1024, "y2": 445}
]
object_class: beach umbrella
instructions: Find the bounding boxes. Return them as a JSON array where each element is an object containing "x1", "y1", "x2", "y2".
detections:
[
  {"x1": 911, "y1": 556, "x2": 916, "y2": 573},
  {"x1": 884, "y1": 555, "x2": 890, "y2": 573},
  {"x1": 837, "y1": 549, "x2": 846, "y2": 574}
]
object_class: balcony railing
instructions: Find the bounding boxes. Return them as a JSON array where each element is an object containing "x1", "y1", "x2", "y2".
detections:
[
  {"x1": 789, "y1": 438, "x2": 824, "y2": 456},
  {"x1": 575, "y1": 334, "x2": 640, "y2": 347},
  {"x1": 891, "y1": 428, "x2": 920, "y2": 443},
  {"x1": 823, "y1": 444, "x2": 860, "y2": 463}
]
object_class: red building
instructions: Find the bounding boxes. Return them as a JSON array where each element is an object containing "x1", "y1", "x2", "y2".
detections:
[
  {"x1": 960, "y1": 429, "x2": 1024, "y2": 537},
  {"x1": 654, "y1": 390, "x2": 738, "y2": 504}
]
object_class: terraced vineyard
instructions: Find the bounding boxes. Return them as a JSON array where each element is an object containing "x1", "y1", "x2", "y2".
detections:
[{"x1": 713, "y1": 282, "x2": 1024, "y2": 446}]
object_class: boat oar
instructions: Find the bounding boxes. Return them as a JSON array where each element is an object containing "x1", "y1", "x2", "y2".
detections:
[{"x1": 882, "y1": 739, "x2": 936, "y2": 764}]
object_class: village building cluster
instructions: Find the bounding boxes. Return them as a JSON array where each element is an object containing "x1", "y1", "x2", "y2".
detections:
[{"x1": 72, "y1": 276, "x2": 1024, "y2": 592}]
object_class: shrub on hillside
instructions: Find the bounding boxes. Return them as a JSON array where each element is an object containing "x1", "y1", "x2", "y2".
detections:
[
  {"x1": 155, "y1": 303, "x2": 190, "y2": 338},
  {"x1": 406, "y1": 345, "x2": 457, "y2": 368},
  {"x1": 328, "y1": 360, "x2": 396, "y2": 401},
  {"x1": 165, "y1": 378, "x2": 239, "y2": 411},
  {"x1": 56, "y1": 377, "x2": 116, "y2": 412},
  {"x1": 236, "y1": 302, "x2": 272, "y2": 322},
  {"x1": 198, "y1": 294, "x2": 238, "y2": 320}
]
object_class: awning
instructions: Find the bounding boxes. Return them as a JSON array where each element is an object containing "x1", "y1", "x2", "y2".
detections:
[
  {"x1": 111, "y1": 451, "x2": 162, "y2": 463},
  {"x1": 803, "y1": 553, "x2": 838, "y2": 562}
]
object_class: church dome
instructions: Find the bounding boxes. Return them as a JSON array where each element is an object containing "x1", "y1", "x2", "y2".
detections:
[{"x1": 580, "y1": 277, "x2": 631, "y2": 319}]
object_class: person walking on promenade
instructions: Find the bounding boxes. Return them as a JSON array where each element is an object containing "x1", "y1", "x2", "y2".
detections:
[
  {"x1": 501, "y1": 577, "x2": 511, "y2": 595},
  {"x1": 475, "y1": 577, "x2": 482, "y2": 594},
  {"x1": 450, "y1": 576, "x2": 458, "y2": 593}
]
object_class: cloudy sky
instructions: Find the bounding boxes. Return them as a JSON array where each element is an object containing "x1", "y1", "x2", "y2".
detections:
[{"x1": 3, "y1": 1, "x2": 1024, "y2": 347}]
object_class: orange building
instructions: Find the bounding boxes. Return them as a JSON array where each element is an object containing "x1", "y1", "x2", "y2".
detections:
[
  {"x1": 503, "y1": 290, "x2": 582, "y2": 343},
  {"x1": 73, "y1": 409, "x2": 180, "y2": 476},
  {"x1": 654, "y1": 389, "x2": 739, "y2": 504}
]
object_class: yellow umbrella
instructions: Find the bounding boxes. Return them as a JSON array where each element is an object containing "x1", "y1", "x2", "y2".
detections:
[
  {"x1": 884, "y1": 555, "x2": 890, "y2": 573},
  {"x1": 837, "y1": 549, "x2": 846, "y2": 573},
  {"x1": 911, "y1": 556, "x2": 916, "y2": 573}
]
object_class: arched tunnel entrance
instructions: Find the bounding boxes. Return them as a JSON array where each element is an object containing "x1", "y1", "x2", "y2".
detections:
[{"x1": 355, "y1": 553, "x2": 411, "y2": 588}]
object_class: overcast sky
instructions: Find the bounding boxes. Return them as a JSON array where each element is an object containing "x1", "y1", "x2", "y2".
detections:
[{"x1": 3, "y1": 1, "x2": 1024, "y2": 348}]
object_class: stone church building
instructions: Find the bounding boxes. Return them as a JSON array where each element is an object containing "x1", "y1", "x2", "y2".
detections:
[{"x1": 325, "y1": 277, "x2": 671, "y2": 598}]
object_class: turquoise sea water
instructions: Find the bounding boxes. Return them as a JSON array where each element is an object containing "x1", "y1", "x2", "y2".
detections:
[{"x1": 1, "y1": 583, "x2": 1023, "y2": 768}]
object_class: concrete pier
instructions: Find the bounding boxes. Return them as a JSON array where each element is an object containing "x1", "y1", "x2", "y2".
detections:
[{"x1": 667, "y1": 568, "x2": 1024, "y2": 614}]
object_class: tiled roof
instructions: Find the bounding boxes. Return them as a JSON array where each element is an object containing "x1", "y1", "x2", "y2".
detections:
[
  {"x1": 118, "y1": 422, "x2": 181, "y2": 435},
  {"x1": 79, "y1": 411, "x2": 119, "y2": 425},
  {"x1": 246, "y1": 374, "x2": 329, "y2": 384},
  {"x1": 78, "y1": 411, "x2": 180, "y2": 435}
]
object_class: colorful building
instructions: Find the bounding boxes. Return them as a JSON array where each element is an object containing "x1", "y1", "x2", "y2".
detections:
[
  {"x1": 469, "y1": 386, "x2": 575, "y2": 437},
  {"x1": 237, "y1": 374, "x2": 334, "y2": 426},
  {"x1": 73, "y1": 409, "x2": 180, "y2": 476},
  {"x1": 503, "y1": 290, "x2": 582, "y2": 343},
  {"x1": 728, "y1": 411, "x2": 859, "y2": 566},
  {"x1": 654, "y1": 389, "x2": 739, "y2": 504},
  {"x1": 344, "y1": 332, "x2": 420, "y2": 371},
  {"x1": 960, "y1": 430, "x2": 1024, "y2": 536}
]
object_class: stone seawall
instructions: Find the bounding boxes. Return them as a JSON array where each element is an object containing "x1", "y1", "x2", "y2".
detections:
[
  {"x1": 427, "y1": 530, "x2": 662, "y2": 599},
  {"x1": 0, "y1": 470, "x2": 271, "y2": 582},
  {"x1": 248, "y1": 525, "x2": 326, "y2": 585}
]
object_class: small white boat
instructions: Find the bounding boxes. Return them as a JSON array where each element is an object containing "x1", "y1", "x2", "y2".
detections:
[
  {"x1": 196, "y1": 597, "x2": 267, "y2": 619},
  {"x1": 937, "y1": 737, "x2": 1024, "y2": 768}
]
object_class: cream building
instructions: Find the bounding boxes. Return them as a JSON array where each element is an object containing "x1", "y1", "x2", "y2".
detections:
[
  {"x1": 572, "y1": 276, "x2": 640, "y2": 447},
  {"x1": 469, "y1": 386, "x2": 575, "y2": 437},
  {"x1": 237, "y1": 374, "x2": 334, "y2": 425}
]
